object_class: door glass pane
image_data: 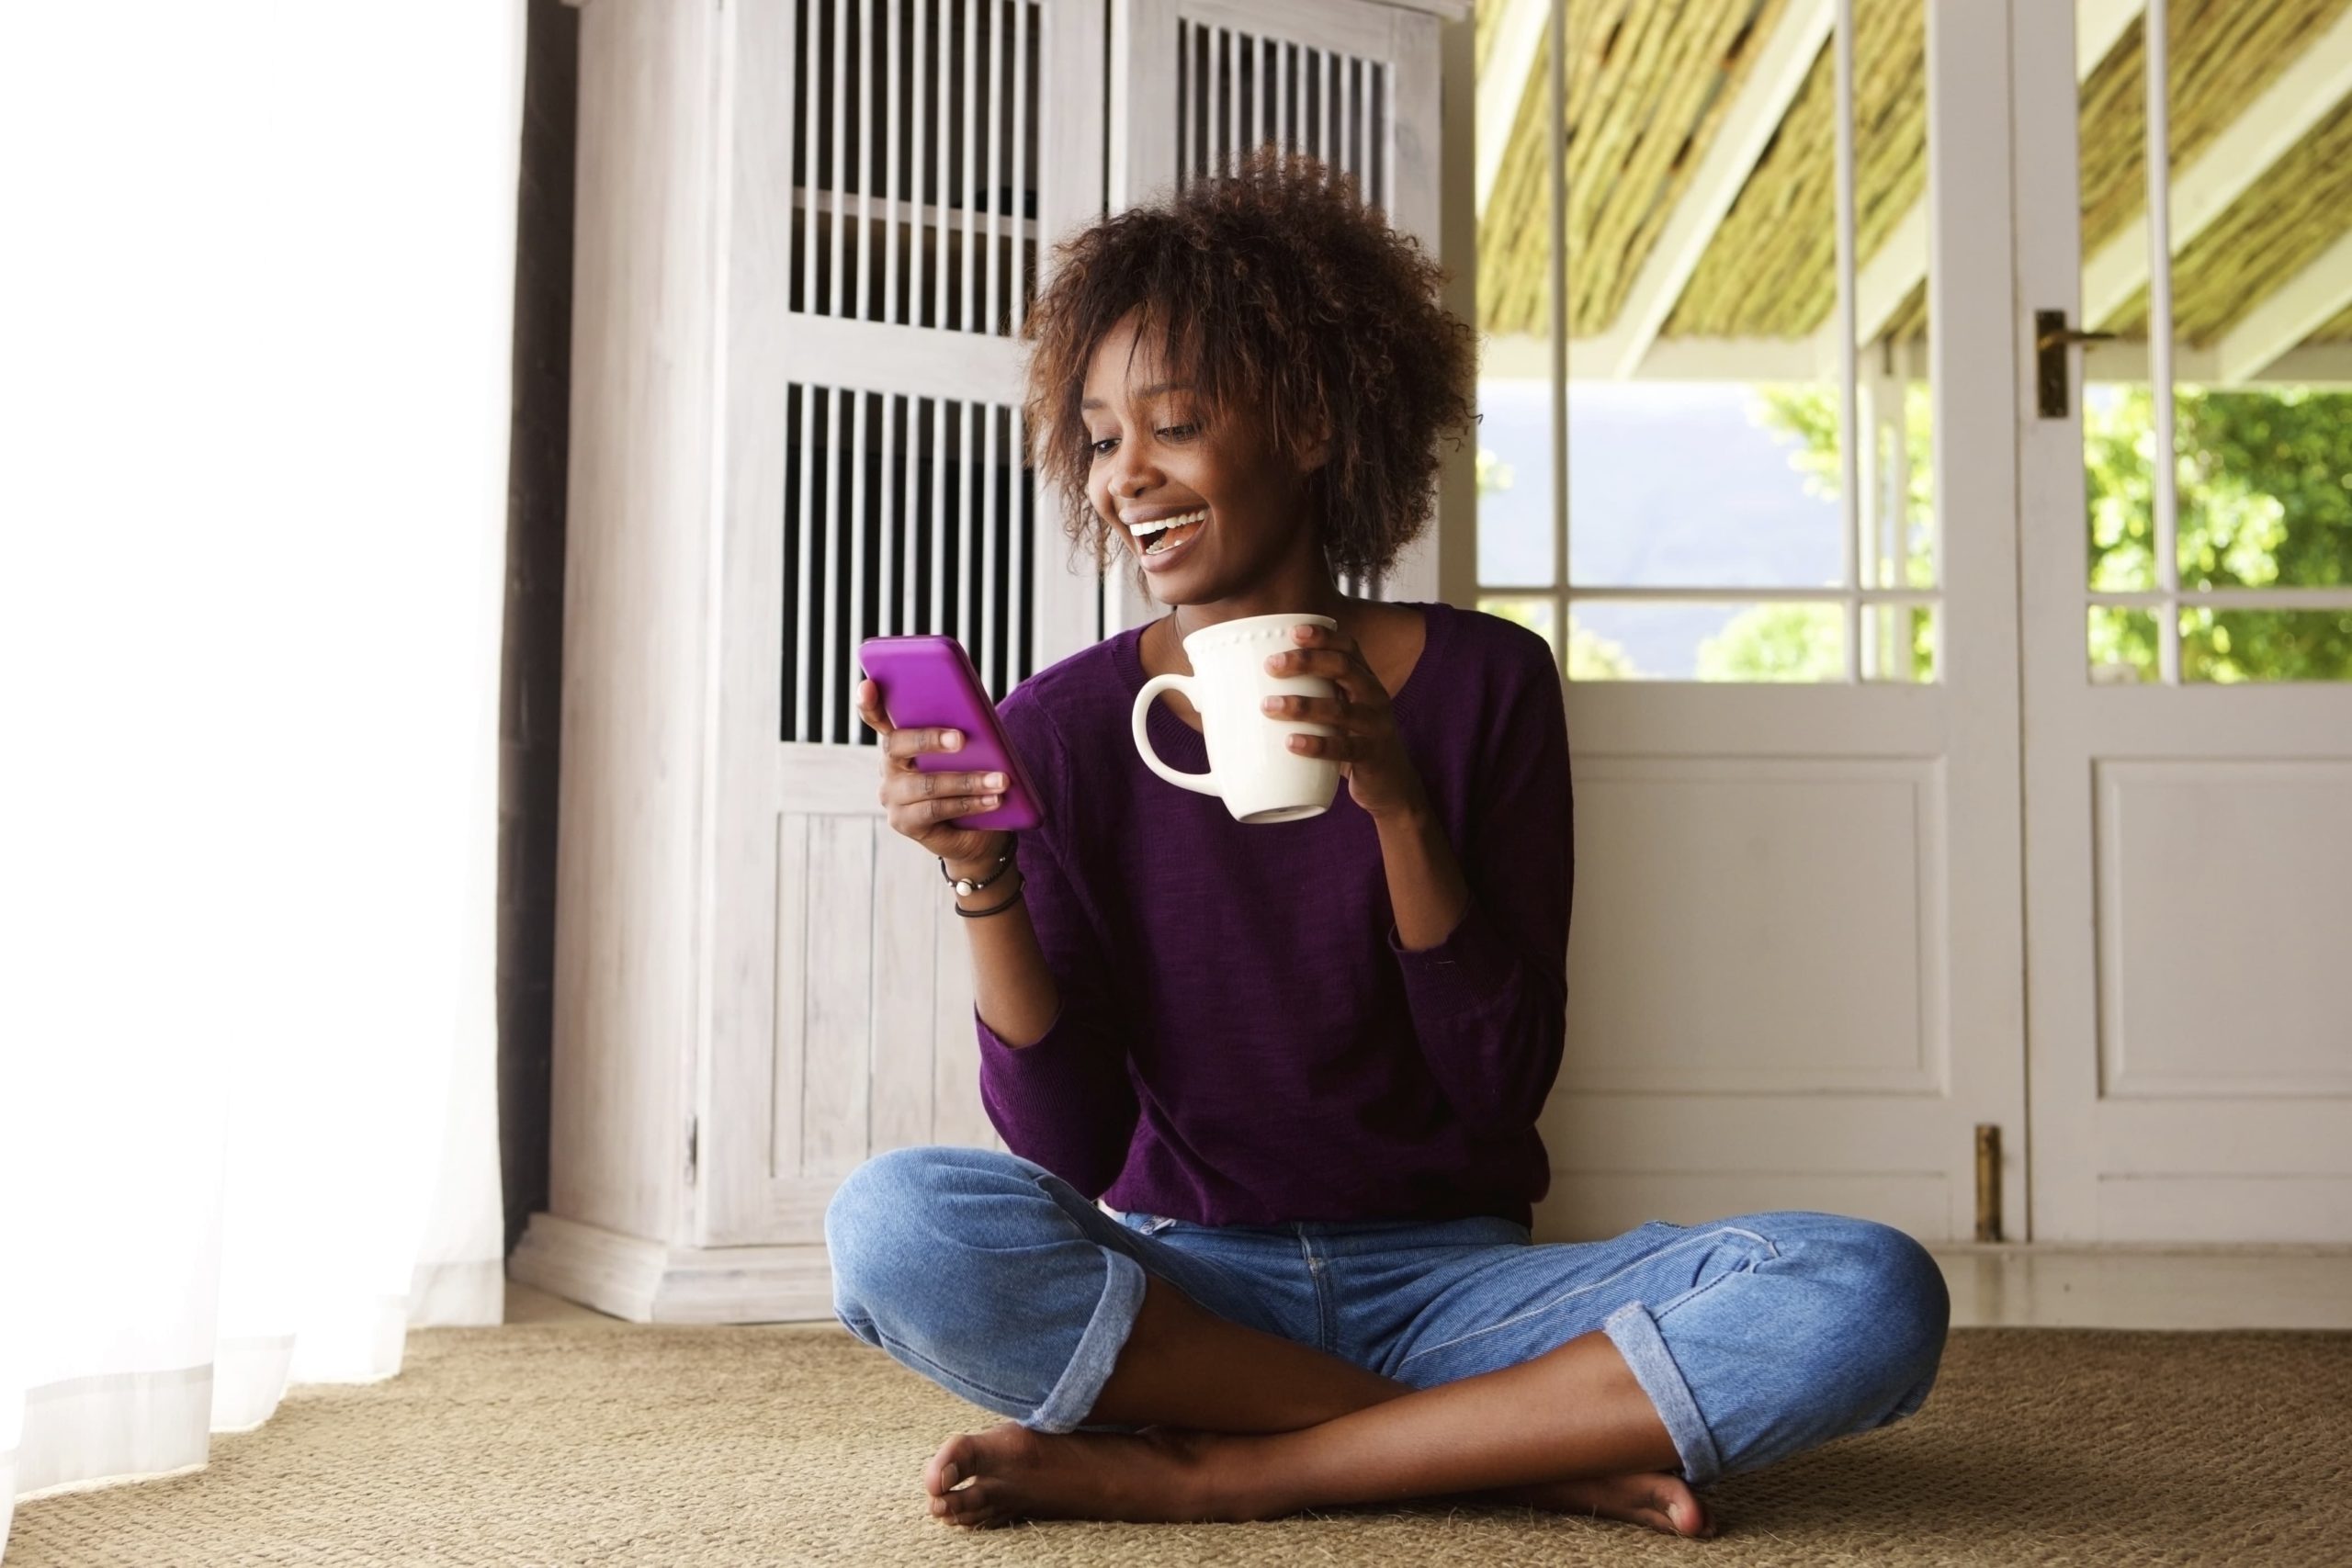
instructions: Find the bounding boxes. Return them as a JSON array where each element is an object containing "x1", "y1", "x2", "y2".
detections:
[
  {"x1": 1476, "y1": 378, "x2": 1555, "y2": 588},
  {"x1": 1863, "y1": 604, "x2": 1937, "y2": 683},
  {"x1": 2088, "y1": 606, "x2": 2158, "y2": 683},
  {"x1": 2077, "y1": 0, "x2": 2352, "y2": 682},
  {"x1": 1492, "y1": 0, "x2": 1956, "y2": 681},
  {"x1": 2181, "y1": 608, "x2": 2352, "y2": 682},
  {"x1": 2083, "y1": 385, "x2": 2161, "y2": 593},
  {"x1": 1547, "y1": 0, "x2": 1935, "y2": 684},
  {"x1": 1568, "y1": 602, "x2": 1846, "y2": 683},
  {"x1": 1564, "y1": 382, "x2": 1842, "y2": 589}
]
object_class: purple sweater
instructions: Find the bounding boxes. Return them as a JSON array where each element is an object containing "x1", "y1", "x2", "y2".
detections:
[{"x1": 974, "y1": 600, "x2": 1573, "y2": 1229}]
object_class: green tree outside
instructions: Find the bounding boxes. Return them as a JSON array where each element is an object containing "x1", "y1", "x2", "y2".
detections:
[{"x1": 2083, "y1": 387, "x2": 2352, "y2": 682}]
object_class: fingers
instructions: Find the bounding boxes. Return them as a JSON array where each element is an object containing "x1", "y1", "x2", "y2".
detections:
[
  {"x1": 878, "y1": 764, "x2": 1008, "y2": 816},
  {"x1": 1265, "y1": 646, "x2": 1384, "y2": 697},
  {"x1": 878, "y1": 767, "x2": 1005, "y2": 798},
  {"x1": 1261, "y1": 692, "x2": 1362, "y2": 728},
  {"x1": 1284, "y1": 731, "x2": 1357, "y2": 761},
  {"x1": 913, "y1": 792, "x2": 1003, "y2": 826},
  {"x1": 854, "y1": 679, "x2": 892, "y2": 735},
  {"x1": 882, "y1": 724, "x2": 973, "y2": 762},
  {"x1": 881, "y1": 788, "x2": 1004, "y2": 831},
  {"x1": 861, "y1": 682, "x2": 1006, "y2": 840}
]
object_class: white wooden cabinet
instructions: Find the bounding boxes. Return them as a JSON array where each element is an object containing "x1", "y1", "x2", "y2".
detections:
[{"x1": 513, "y1": 0, "x2": 1469, "y2": 1321}]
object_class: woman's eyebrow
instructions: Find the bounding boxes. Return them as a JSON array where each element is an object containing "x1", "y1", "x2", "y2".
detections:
[{"x1": 1080, "y1": 380, "x2": 1193, "y2": 411}]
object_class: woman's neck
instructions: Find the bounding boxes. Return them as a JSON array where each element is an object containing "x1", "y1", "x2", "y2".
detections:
[{"x1": 1170, "y1": 585, "x2": 1351, "y2": 642}]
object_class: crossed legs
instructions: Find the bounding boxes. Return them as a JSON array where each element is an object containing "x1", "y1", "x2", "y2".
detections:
[
  {"x1": 829, "y1": 1147, "x2": 1947, "y2": 1538},
  {"x1": 920, "y1": 1270, "x2": 1713, "y2": 1534}
]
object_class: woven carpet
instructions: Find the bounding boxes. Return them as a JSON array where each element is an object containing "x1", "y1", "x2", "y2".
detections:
[{"x1": 11, "y1": 1323, "x2": 2349, "y2": 1565}]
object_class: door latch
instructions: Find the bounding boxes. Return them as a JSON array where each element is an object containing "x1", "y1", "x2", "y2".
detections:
[
  {"x1": 2035, "y1": 309, "x2": 2117, "y2": 418},
  {"x1": 1974, "y1": 1123, "x2": 2003, "y2": 1242}
]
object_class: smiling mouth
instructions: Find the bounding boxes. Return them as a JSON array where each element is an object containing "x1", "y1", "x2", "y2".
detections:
[{"x1": 1131, "y1": 508, "x2": 1208, "y2": 557}]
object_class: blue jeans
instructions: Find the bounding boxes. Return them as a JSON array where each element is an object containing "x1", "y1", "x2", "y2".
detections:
[{"x1": 824, "y1": 1145, "x2": 1950, "y2": 1488}]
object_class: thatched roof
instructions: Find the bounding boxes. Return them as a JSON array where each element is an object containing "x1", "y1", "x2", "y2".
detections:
[
  {"x1": 1477, "y1": 0, "x2": 1803, "y2": 341},
  {"x1": 2102, "y1": 95, "x2": 2352, "y2": 344},
  {"x1": 1666, "y1": 0, "x2": 1921, "y2": 340},
  {"x1": 1477, "y1": 0, "x2": 2352, "y2": 376}
]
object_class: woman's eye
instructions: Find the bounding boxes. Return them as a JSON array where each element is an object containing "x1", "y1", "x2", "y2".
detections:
[{"x1": 1086, "y1": 423, "x2": 1194, "y2": 460}]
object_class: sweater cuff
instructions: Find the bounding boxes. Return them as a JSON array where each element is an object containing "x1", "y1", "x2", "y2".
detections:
[
  {"x1": 975, "y1": 1002, "x2": 1114, "y2": 1122},
  {"x1": 1387, "y1": 896, "x2": 1518, "y2": 998}
]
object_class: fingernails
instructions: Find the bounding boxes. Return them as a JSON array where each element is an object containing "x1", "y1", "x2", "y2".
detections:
[
  {"x1": 943, "y1": 1463, "x2": 959, "y2": 1487},
  {"x1": 984, "y1": 773, "x2": 1007, "y2": 789},
  {"x1": 1261, "y1": 697, "x2": 1283, "y2": 712},
  {"x1": 944, "y1": 731, "x2": 962, "y2": 750}
]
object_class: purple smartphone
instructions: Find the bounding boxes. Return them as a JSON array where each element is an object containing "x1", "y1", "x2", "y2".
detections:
[{"x1": 856, "y1": 634, "x2": 1043, "y2": 831}]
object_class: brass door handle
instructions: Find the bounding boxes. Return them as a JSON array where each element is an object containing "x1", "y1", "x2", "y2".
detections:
[
  {"x1": 2034, "y1": 310, "x2": 2118, "y2": 417},
  {"x1": 2035, "y1": 325, "x2": 2118, "y2": 352}
]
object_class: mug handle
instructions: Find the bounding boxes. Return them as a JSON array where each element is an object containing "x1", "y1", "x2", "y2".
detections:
[{"x1": 1131, "y1": 674, "x2": 1221, "y2": 796}]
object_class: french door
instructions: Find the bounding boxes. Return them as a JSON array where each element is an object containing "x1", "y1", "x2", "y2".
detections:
[
  {"x1": 2012, "y1": 0, "x2": 2352, "y2": 1243},
  {"x1": 1523, "y1": 2, "x2": 2030, "y2": 1247},
  {"x1": 1516, "y1": 0, "x2": 2349, "y2": 1245}
]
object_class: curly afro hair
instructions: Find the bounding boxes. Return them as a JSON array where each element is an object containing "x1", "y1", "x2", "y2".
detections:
[{"x1": 1019, "y1": 146, "x2": 1478, "y2": 589}]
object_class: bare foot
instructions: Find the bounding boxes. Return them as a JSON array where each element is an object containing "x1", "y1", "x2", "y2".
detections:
[
  {"x1": 923, "y1": 1421, "x2": 1252, "y2": 1528},
  {"x1": 1489, "y1": 1471, "x2": 1716, "y2": 1538}
]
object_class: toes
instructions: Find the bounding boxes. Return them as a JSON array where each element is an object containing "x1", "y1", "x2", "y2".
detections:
[
  {"x1": 936, "y1": 1480, "x2": 998, "y2": 1528},
  {"x1": 925, "y1": 1435, "x2": 978, "y2": 1497}
]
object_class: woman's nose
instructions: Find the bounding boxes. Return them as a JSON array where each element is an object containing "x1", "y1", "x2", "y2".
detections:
[{"x1": 1107, "y1": 448, "x2": 1162, "y2": 504}]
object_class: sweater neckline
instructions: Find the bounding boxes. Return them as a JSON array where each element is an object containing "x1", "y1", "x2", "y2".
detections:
[{"x1": 1116, "y1": 600, "x2": 1450, "y2": 755}]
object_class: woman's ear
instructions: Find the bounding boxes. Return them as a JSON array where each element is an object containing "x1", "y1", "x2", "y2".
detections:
[{"x1": 1295, "y1": 415, "x2": 1333, "y2": 474}]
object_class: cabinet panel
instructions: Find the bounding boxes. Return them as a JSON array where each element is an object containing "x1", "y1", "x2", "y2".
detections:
[{"x1": 703, "y1": 0, "x2": 1102, "y2": 1248}]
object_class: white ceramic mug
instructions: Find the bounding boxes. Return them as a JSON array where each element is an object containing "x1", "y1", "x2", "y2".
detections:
[{"x1": 1130, "y1": 614, "x2": 1342, "y2": 824}]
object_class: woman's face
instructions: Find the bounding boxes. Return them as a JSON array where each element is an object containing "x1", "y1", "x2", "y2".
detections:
[{"x1": 1080, "y1": 308, "x2": 1326, "y2": 604}]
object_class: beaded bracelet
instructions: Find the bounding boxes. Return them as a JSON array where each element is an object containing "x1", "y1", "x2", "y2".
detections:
[
  {"x1": 952, "y1": 883, "x2": 1024, "y2": 919},
  {"x1": 939, "y1": 838, "x2": 1016, "y2": 898}
]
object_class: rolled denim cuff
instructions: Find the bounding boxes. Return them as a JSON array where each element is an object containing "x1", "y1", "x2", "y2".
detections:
[
  {"x1": 1023, "y1": 1245, "x2": 1148, "y2": 1434},
  {"x1": 1602, "y1": 1299, "x2": 1725, "y2": 1487}
]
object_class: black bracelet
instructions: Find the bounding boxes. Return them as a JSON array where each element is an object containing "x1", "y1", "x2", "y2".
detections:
[
  {"x1": 940, "y1": 836, "x2": 1018, "y2": 897},
  {"x1": 953, "y1": 884, "x2": 1025, "y2": 919}
]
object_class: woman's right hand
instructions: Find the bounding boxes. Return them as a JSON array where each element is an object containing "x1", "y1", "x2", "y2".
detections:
[{"x1": 857, "y1": 678, "x2": 1014, "y2": 869}]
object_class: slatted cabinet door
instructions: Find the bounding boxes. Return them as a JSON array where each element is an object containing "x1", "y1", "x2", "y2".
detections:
[
  {"x1": 1105, "y1": 0, "x2": 1445, "y2": 635},
  {"x1": 700, "y1": 0, "x2": 1105, "y2": 1248}
]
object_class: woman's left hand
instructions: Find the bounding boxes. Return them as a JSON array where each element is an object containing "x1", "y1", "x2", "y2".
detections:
[{"x1": 1262, "y1": 623, "x2": 1430, "y2": 821}]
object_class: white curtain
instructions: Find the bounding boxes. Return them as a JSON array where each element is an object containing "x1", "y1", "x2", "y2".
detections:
[{"x1": 0, "y1": 5, "x2": 524, "y2": 1557}]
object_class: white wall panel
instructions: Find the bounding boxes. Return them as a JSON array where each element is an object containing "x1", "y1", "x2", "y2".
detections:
[
  {"x1": 1560, "y1": 759, "x2": 1947, "y2": 1096},
  {"x1": 2097, "y1": 761, "x2": 2352, "y2": 1099}
]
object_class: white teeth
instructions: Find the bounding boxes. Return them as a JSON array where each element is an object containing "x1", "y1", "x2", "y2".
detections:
[{"x1": 1128, "y1": 508, "x2": 1206, "y2": 540}]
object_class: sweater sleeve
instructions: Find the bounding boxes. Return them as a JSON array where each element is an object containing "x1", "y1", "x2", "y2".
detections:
[
  {"x1": 1386, "y1": 643, "x2": 1573, "y2": 1139},
  {"x1": 972, "y1": 699, "x2": 1141, "y2": 1198}
]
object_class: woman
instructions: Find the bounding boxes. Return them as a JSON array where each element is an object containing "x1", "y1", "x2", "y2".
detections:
[{"x1": 829, "y1": 148, "x2": 1948, "y2": 1539}]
